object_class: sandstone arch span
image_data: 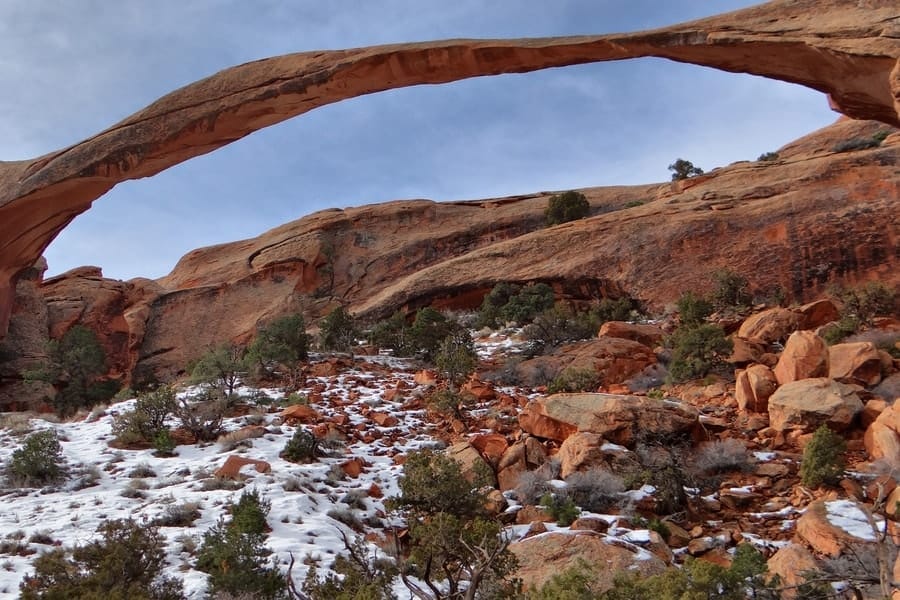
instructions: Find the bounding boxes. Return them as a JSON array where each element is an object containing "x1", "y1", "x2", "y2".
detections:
[{"x1": 1, "y1": 0, "x2": 898, "y2": 336}]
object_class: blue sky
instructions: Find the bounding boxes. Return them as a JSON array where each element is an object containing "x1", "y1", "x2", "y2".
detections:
[{"x1": 1, "y1": 1, "x2": 837, "y2": 281}]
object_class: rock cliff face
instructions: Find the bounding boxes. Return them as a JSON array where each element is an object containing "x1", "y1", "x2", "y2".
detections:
[
  {"x1": 1, "y1": 0, "x2": 899, "y2": 340},
  {"x1": 0, "y1": 117, "x2": 892, "y2": 400}
]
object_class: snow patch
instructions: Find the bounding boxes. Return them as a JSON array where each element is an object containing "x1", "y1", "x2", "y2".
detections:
[{"x1": 824, "y1": 500, "x2": 881, "y2": 541}]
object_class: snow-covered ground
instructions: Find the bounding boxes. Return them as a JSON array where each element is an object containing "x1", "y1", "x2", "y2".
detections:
[
  {"x1": 0, "y1": 358, "x2": 436, "y2": 598},
  {"x1": 0, "y1": 334, "x2": 836, "y2": 598}
]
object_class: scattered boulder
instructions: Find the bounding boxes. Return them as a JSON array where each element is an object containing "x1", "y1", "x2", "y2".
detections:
[
  {"x1": 340, "y1": 457, "x2": 367, "y2": 478},
  {"x1": 862, "y1": 398, "x2": 888, "y2": 429},
  {"x1": 519, "y1": 393, "x2": 698, "y2": 447},
  {"x1": 796, "y1": 499, "x2": 882, "y2": 558},
  {"x1": 510, "y1": 531, "x2": 666, "y2": 593},
  {"x1": 597, "y1": 321, "x2": 664, "y2": 348},
  {"x1": 446, "y1": 441, "x2": 493, "y2": 484},
  {"x1": 735, "y1": 364, "x2": 778, "y2": 413},
  {"x1": 522, "y1": 521, "x2": 548, "y2": 538},
  {"x1": 570, "y1": 517, "x2": 609, "y2": 533},
  {"x1": 497, "y1": 437, "x2": 547, "y2": 491},
  {"x1": 728, "y1": 336, "x2": 767, "y2": 366},
  {"x1": 280, "y1": 404, "x2": 321, "y2": 424},
  {"x1": 484, "y1": 489, "x2": 508, "y2": 516},
  {"x1": 737, "y1": 308, "x2": 802, "y2": 344},
  {"x1": 516, "y1": 337, "x2": 656, "y2": 387},
  {"x1": 773, "y1": 331, "x2": 829, "y2": 385},
  {"x1": 795, "y1": 299, "x2": 840, "y2": 330},
  {"x1": 885, "y1": 486, "x2": 900, "y2": 520},
  {"x1": 829, "y1": 341, "x2": 883, "y2": 386},
  {"x1": 470, "y1": 433, "x2": 508, "y2": 467},
  {"x1": 686, "y1": 534, "x2": 726, "y2": 556},
  {"x1": 766, "y1": 543, "x2": 820, "y2": 593},
  {"x1": 370, "y1": 412, "x2": 399, "y2": 427},
  {"x1": 414, "y1": 370, "x2": 437, "y2": 386},
  {"x1": 462, "y1": 378, "x2": 496, "y2": 402},
  {"x1": 515, "y1": 505, "x2": 554, "y2": 525},
  {"x1": 622, "y1": 529, "x2": 674, "y2": 565},
  {"x1": 557, "y1": 432, "x2": 607, "y2": 478},
  {"x1": 767, "y1": 378, "x2": 863, "y2": 432},
  {"x1": 864, "y1": 402, "x2": 900, "y2": 464},
  {"x1": 874, "y1": 372, "x2": 900, "y2": 403},
  {"x1": 214, "y1": 455, "x2": 272, "y2": 480}
]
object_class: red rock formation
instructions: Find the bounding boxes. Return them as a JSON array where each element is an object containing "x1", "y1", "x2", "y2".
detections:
[
  {"x1": 0, "y1": 119, "x2": 892, "y2": 393},
  {"x1": 1, "y1": 0, "x2": 899, "y2": 339},
  {"x1": 519, "y1": 393, "x2": 699, "y2": 447},
  {"x1": 774, "y1": 331, "x2": 830, "y2": 385},
  {"x1": 510, "y1": 531, "x2": 667, "y2": 592},
  {"x1": 354, "y1": 119, "x2": 900, "y2": 322},
  {"x1": 213, "y1": 455, "x2": 272, "y2": 479}
]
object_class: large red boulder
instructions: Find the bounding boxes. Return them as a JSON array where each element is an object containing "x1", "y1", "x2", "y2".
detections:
[
  {"x1": 214, "y1": 455, "x2": 272, "y2": 480},
  {"x1": 735, "y1": 363, "x2": 778, "y2": 413},
  {"x1": 597, "y1": 321, "x2": 664, "y2": 348},
  {"x1": 796, "y1": 499, "x2": 882, "y2": 558},
  {"x1": 767, "y1": 377, "x2": 863, "y2": 432},
  {"x1": 519, "y1": 393, "x2": 698, "y2": 447},
  {"x1": 738, "y1": 308, "x2": 802, "y2": 344},
  {"x1": 829, "y1": 341, "x2": 883, "y2": 386},
  {"x1": 796, "y1": 299, "x2": 840, "y2": 330},
  {"x1": 773, "y1": 330, "x2": 829, "y2": 385},
  {"x1": 864, "y1": 402, "x2": 900, "y2": 464},
  {"x1": 510, "y1": 531, "x2": 666, "y2": 592}
]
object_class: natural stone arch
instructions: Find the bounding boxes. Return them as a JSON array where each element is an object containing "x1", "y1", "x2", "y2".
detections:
[{"x1": 1, "y1": 0, "x2": 898, "y2": 336}]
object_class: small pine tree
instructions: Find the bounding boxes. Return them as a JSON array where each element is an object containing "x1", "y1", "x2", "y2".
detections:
[
  {"x1": 475, "y1": 282, "x2": 522, "y2": 328},
  {"x1": 367, "y1": 311, "x2": 414, "y2": 356},
  {"x1": 666, "y1": 323, "x2": 733, "y2": 382},
  {"x1": 434, "y1": 331, "x2": 477, "y2": 392},
  {"x1": 20, "y1": 519, "x2": 185, "y2": 599},
  {"x1": 668, "y1": 158, "x2": 704, "y2": 181},
  {"x1": 522, "y1": 303, "x2": 602, "y2": 355},
  {"x1": 675, "y1": 291, "x2": 713, "y2": 327},
  {"x1": 800, "y1": 425, "x2": 847, "y2": 487},
  {"x1": 836, "y1": 282, "x2": 897, "y2": 327},
  {"x1": 392, "y1": 449, "x2": 486, "y2": 519},
  {"x1": 153, "y1": 429, "x2": 177, "y2": 457},
  {"x1": 196, "y1": 490, "x2": 286, "y2": 599},
  {"x1": 319, "y1": 306, "x2": 358, "y2": 353},
  {"x1": 302, "y1": 532, "x2": 398, "y2": 600},
  {"x1": 524, "y1": 559, "x2": 599, "y2": 599},
  {"x1": 545, "y1": 191, "x2": 590, "y2": 226},
  {"x1": 408, "y1": 307, "x2": 462, "y2": 363},
  {"x1": 500, "y1": 283, "x2": 556, "y2": 325},
  {"x1": 540, "y1": 492, "x2": 580, "y2": 526},
  {"x1": 113, "y1": 386, "x2": 178, "y2": 445},
  {"x1": 25, "y1": 324, "x2": 117, "y2": 416},
  {"x1": 190, "y1": 344, "x2": 247, "y2": 399},
  {"x1": 281, "y1": 427, "x2": 320, "y2": 463},
  {"x1": 247, "y1": 313, "x2": 311, "y2": 379},
  {"x1": 389, "y1": 449, "x2": 518, "y2": 599},
  {"x1": 8, "y1": 429, "x2": 65, "y2": 487},
  {"x1": 711, "y1": 269, "x2": 752, "y2": 310}
]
